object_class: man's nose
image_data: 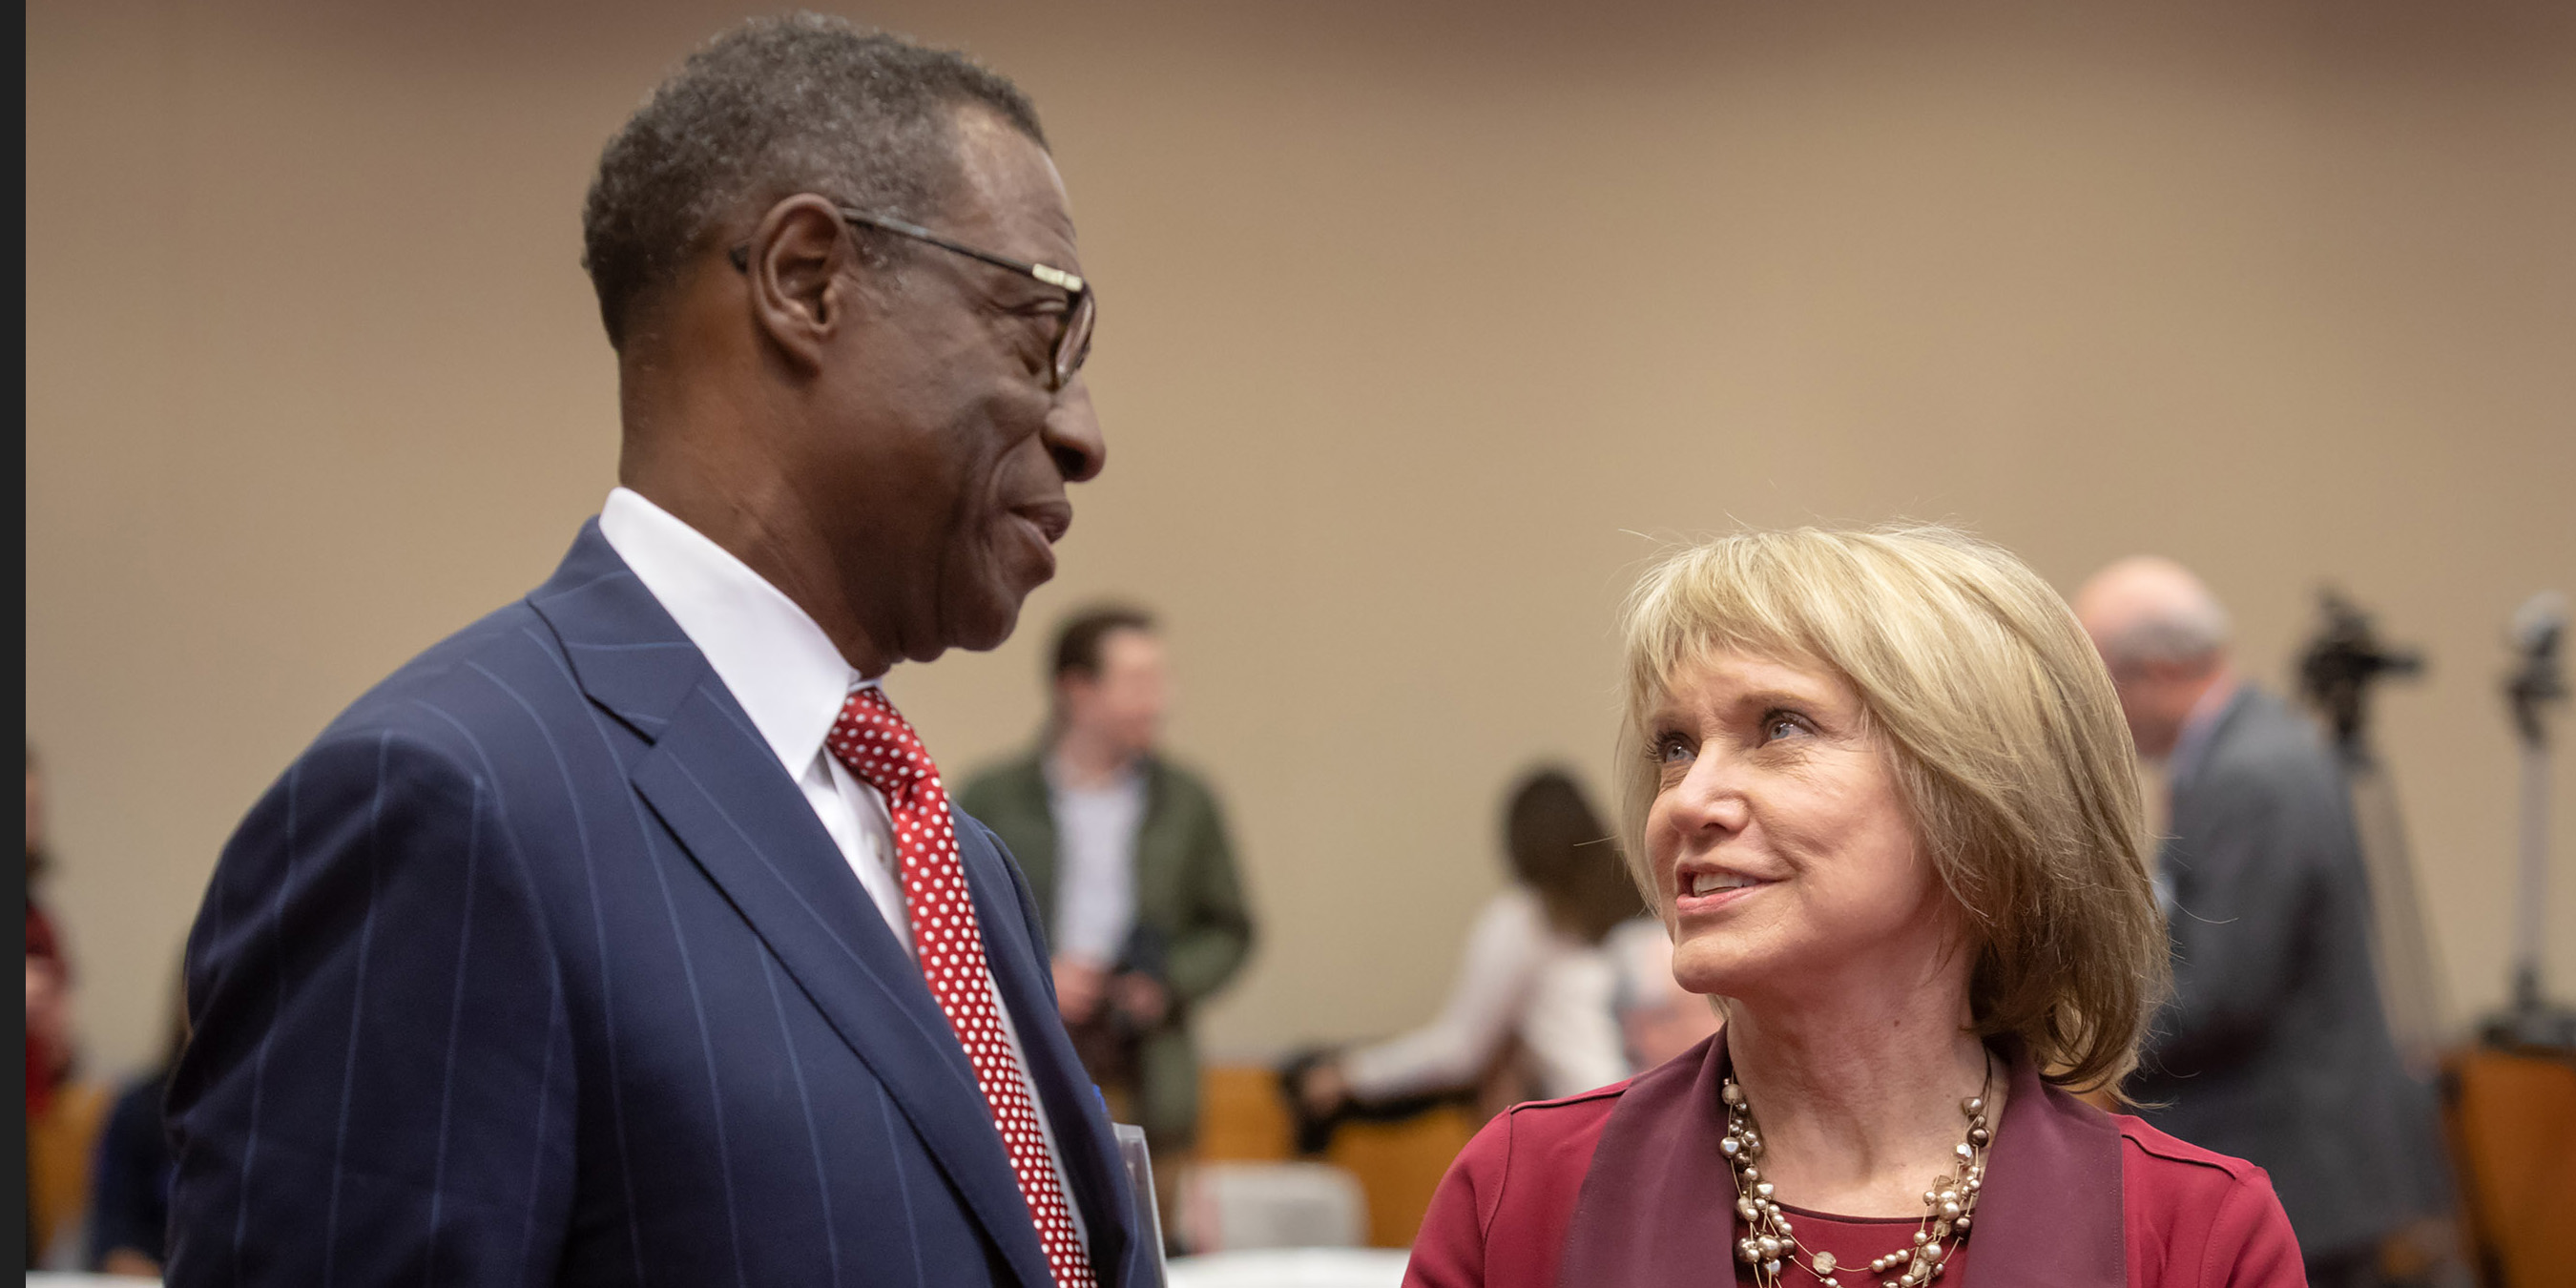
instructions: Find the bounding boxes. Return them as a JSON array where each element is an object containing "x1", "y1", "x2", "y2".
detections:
[{"x1": 1045, "y1": 379, "x2": 1105, "y2": 483}]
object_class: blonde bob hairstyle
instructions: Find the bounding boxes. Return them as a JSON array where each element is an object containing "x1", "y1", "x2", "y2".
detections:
[{"x1": 1616, "y1": 524, "x2": 2169, "y2": 1093}]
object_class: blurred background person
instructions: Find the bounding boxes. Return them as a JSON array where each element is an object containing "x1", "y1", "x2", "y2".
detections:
[
  {"x1": 27, "y1": 748, "x2": 70, "y2": 1124},
  {"x1": 1610, "y1": 907, "x2": 1725, "y2": 1073},
  {"x1": 1288, "y1": 768, "x2": 1698, "y2": 1146},
  {"x1": 2076, "y1": 556, "x2": 2448, "y2": 1288},
  {"x1": 25, "y1": 746, "x2": 108, "y2": 1271},
  {"x1": 960, "y1": 606, "x2": 1258, "y2": 1179},
  {"x1": 87, "y1": 970, "x2": 185, "y2": 1278}
]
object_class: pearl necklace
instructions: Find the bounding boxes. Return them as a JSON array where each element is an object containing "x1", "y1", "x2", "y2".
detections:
[{"x1": 1722, "y1": 1052, "x2": 1994, "y2": 1288}]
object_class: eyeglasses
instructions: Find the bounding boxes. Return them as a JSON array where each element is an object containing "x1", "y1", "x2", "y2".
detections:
[{"x1": 730, "y1": 207, "x2": 1095, "y2": 391}]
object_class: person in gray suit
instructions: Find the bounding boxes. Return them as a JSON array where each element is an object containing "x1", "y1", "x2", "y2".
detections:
[{"x1": 2076, "y1": 557, "x2": 2438, "y2": 1288}]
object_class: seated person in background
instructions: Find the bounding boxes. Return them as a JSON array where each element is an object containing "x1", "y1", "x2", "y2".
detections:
[
  {"x1": 960, "y1": 605, "x2": 1257, "y2": 1164},
  {"x1": 1406, "y1": 526, "x2": 2300, "y2": 1288},
  {"x1": 1292, "y1": 768, "x2": 1689, "y2": 1141},
  {"x1": 1610, "y1": 906, "x2": 1724, "y2": 1071}
]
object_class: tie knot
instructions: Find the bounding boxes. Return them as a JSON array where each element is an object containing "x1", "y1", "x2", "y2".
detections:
[{"x1": 827, "y1": 687, "x2": 934, "y2": 797}]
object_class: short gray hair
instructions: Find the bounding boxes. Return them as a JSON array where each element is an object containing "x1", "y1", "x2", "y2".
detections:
[
  {"x1": 580, "y1": 13, "x2": 1047, "y2": 348},
  {"x1": 2097, "y1": 587, "x2": 2231, "y2": 669}
]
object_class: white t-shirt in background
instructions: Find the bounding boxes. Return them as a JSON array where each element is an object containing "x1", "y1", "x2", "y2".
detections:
[
  {"x1": 1340, "y1": 888, "x2": 1636, "y2": 1103},
  {"x1": 1047, "y1": 759, "x2": 1148, "y2": 966}
]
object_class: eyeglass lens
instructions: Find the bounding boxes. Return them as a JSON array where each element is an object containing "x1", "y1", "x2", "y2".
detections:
[{"x1": 1056, "y1": 291, "x2": 1096, "y2": 388}]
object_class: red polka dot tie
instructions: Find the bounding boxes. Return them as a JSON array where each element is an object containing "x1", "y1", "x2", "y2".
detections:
[{"x1": 828, "y1": 687, "x2": 1096, "y2": 1288}]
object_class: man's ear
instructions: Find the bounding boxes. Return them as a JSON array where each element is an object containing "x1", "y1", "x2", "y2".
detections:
[{"x1": 744, "y1": 195, "x2": 861, "y2": 372}]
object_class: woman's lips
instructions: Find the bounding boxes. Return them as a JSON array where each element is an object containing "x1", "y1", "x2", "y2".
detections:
[{"x1": 1672, "y1": 876, "x2": 1772, "y2": 917}]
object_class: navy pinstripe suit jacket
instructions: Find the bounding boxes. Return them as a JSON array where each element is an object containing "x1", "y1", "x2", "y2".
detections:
[{"x1": 167, "y1": 522, "x2": 1146, "y2": 1287}]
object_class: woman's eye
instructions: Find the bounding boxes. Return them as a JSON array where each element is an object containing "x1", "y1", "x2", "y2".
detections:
[
  {"x1": 1655, "y1": 735, "x2": 1694, "y2": 765},
  {"x1": 1761, "y1": 712, "x2": 1809, "y2": 742}
]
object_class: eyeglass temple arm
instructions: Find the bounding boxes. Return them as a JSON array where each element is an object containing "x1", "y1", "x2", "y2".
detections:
[
  {"x1": 840, "y1": 209, "x2": 1087, "y2": 294},
  {"x1": 725, "y1": 210, "x2": 1089, "y2": 297}
]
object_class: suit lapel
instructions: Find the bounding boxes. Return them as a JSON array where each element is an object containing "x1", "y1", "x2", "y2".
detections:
[
  {"x1": 2164, "y1": 686, "x2": 2259, "y2": 903},
  {"x1": 2168, "y1": 684, "x2": 2255, "y2": 800},
  {"x1": 522, "y1": 522, "x2": 702, "y2": 740},
  {"x1": 1960, "y1": 1047, "x2": 2125, "y2": 1288},
  {"x1": 1555, "y1": 1033, "x2": 1736, "y2": 1287},
  {"x1": 528, "y1": 525, "x2": 1059, "y2": 1288}
]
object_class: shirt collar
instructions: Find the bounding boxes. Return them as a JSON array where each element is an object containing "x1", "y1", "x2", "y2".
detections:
[{"x1": 597, "y1": 487, "x2": 873, "y2": 779}]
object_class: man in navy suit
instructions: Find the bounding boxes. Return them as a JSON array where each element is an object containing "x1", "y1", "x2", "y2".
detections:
[{"x1": 166, "y1": 16, "x2": 1139, "y2": 1286}]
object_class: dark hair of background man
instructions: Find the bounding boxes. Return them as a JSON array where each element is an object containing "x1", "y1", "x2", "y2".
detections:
[
  {"x1": 1051, "y1": 606, "x2": 1157, "y2": 683},
  {"x1": 579, "y1": 11, "x2": 1048, "y2": 349}
]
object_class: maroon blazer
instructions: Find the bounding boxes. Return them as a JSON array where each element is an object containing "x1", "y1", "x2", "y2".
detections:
[{"x1": 1404, "y1": 1033, "x2": 2305, "y2": 1288}]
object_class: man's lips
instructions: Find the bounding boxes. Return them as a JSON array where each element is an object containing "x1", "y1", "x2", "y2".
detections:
[{"x1": 1011, "y1": 499, "x2": 1072, "y2": 544}]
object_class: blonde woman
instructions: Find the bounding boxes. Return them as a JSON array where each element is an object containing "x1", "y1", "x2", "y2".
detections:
[{"x1": 1405, "y1": 527, "x2": 2302, "y2": 1288}]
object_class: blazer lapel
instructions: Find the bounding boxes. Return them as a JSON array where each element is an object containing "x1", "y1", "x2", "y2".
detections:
[
  {"x1": 523, "y1": 520, "x2": 703, "y2": 741},
  {"x1": 1555, "y1": 1032, "x2": 1737, "y2": 1286},
  {"x1": 2167, "y1": 684, "x2": 2256, "y2": 800},
  {"x1": 1957, "y1": 1048, "x2": 2124, "y2": 1288},
  {"x1": 528, "y1": 524, "x2": 1059, "y2": 1288}
]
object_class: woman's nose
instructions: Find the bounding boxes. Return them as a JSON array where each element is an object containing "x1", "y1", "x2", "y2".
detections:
[{"x1": 1666, "y1": 754, "x2": 1752, "y2": 834}]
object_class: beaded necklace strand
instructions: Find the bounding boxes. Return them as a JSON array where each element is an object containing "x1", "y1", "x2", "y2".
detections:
[{"x1": 1724, "y1": 1051, "x2": 1995, "y2": 1288}]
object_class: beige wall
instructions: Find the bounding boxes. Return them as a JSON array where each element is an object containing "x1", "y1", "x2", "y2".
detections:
[{"x1": 28, "y1": 0, "x2": 2576, "y2": 1077}]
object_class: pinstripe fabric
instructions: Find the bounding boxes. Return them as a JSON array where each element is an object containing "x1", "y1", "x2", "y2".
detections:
[{"x1": 167, "y1": 521, "x2": 1144, "y2": 1288}]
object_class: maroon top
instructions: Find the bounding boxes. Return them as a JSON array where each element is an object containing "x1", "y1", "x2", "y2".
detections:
[{"x1": 1403, "y1": 1033, "x2": 2306, "y2": 1288}]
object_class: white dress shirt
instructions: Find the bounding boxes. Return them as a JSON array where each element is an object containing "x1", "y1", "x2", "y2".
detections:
[
  {"x1": 1045, "y1": 758, "x2": 1148, "y2": 966},
  {"x1": 599, "y1": 488, "x2": 1087, "y2": 1243}
]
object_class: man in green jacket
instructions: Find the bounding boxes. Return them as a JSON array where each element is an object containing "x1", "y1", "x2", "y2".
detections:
[{"x1": 958, "y1": 606, "x2": 1256, "y2": 1160}]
